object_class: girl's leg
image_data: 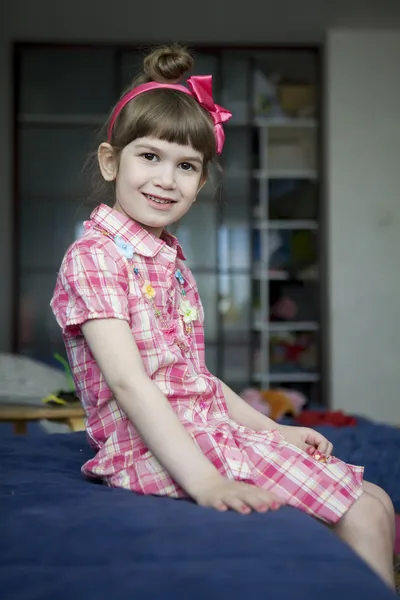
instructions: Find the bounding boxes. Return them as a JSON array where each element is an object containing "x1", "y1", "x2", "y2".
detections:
[
  {"x1": 332, "y1": 488, "x2": 395, "y2": 589},
  {"x1": 363, "y1": 480, "x2": 396, "y2": 545}
]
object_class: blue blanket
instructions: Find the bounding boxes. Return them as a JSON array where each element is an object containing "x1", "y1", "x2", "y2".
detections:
[{"x1": 0, "y1": 431, "x2": 397, "y2": 600}]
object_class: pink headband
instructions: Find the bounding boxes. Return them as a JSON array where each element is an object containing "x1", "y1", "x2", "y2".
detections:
[{"x1": 107, "y1": 75, "x2": 232, "y2": 155}]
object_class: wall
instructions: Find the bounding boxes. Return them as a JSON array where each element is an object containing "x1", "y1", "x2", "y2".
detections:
[
  {"x1": 326, "y1": 30, "x2": 400, "y2": 422},
  {"x1": 1, "y1": 2, "x2": 400, "y2": 422}
]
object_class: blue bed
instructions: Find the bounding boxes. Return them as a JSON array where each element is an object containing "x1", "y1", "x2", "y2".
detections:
[{"x1": 0, "y1": 423, "x2": 398, "y2": 600}]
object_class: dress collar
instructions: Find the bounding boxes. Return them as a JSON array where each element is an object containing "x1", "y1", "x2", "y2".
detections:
[{"x1": 89, "y1": 204, "x2": 186, "y2": 260}]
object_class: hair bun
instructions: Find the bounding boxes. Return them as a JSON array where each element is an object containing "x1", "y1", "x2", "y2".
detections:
[{"x1": 143, "y1": 44, "x2": 194, "y2": 84}]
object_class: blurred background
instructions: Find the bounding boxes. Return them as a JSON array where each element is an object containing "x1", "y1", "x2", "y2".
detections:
[{"x1": 1, "y1": 0, "x2": 400, "y2": 423}]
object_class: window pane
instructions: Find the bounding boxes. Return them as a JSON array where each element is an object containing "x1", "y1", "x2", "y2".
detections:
[
  {"x1": 19, "y1": 198, "x2": 93, "y2": 271},
  {"x1": 190, "y1": 54, "x2": 219, "y2": 77},
  {"x1": 219, "y1": 274, "x2": 251, "y2": 340},
  {"x1": 205, "y1": 343, "x2": 218, "y2": 375},
  {"x1": 19, "y1": 127, "x2": 97, "y2": 197},
  {"x1": 218, "y1": 223, "x2": 250, "y2": 271},
  {"x1": 177, "y1": 202, "x2": 217, "y2": 270},
  {"x1": 18, "y1": 273, "x2": 63, "y2": 360},
  {"x1": 19, "y1": 48, "x2": 116, "y2": 115},
  {"x1": 223, "y1": 128, "x2": 251, "y2": 178},
  {"x1": 194, "y1": 273, "x2": 217, "y2": 343},
  {"x1": 120, "y1": 51, "x2": 145, "y2": 89},
  {"x1": 222, "y1": 344, "x2": 251, "y2": 387},
  {"x1": 221, "y1": 53, "x2": 250, "y2": 124}
]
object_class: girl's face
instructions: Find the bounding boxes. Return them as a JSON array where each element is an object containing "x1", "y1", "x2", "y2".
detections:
[{"x1": 98, "y1": 137, "x2": 206, "y2": 237}]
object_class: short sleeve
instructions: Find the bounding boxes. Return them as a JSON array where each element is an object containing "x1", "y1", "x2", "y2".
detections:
[{"x1": 51, "y1": 242, "x2": 130, "y2": 336}]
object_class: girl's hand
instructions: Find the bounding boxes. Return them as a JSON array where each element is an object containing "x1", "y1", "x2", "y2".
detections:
[
  {"x1": 193, "y1": 476, "x2": 286, "y2": 514},
  {"x1": 278, "y1": 425, "x2": 333, "y2": 457}
]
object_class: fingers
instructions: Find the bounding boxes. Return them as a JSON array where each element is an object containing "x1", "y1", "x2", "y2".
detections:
[
  {"x1": 219, "y1": 487, "x2": 285, "y2": 515},
  {"x1": 306, "y1": 438, "x2": 333, "y2": 458},
  {"x1": 317, "y1": 439, "x2": 330, "y2": 453},
  {"x1": 304, "y1": 430, "x2": 319, "y2": 448},
  {"x1": 241, "y1": 491, "x2": 282, "y2": 514},
  {"x1": 305, "y1": 430, "x2": 331, "y2": 454},
  {"x1": 226, "y1": 497, "x2": 252, "y2": 515}
]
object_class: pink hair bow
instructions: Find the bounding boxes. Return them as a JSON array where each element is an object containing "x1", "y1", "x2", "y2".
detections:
[
  {"x1": 186, "y1": 75, "x2": 232, "y2": 154},
  {"x1": 107, "y1": 74, "x2": 232, "y2": 154}
]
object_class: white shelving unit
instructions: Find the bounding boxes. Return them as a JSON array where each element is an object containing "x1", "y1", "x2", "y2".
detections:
[{"x1": 252, "y1": 114, "x2": 321, "y2": 396}]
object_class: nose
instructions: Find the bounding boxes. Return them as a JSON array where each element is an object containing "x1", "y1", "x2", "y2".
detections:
[{"x1": 155, "y1": 162, "x2": 176, "y2": 190}]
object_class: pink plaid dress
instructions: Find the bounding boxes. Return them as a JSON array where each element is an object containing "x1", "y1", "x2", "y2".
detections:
[{"x1": 51, "y1": 204, "x2": 364, "y2": 524}]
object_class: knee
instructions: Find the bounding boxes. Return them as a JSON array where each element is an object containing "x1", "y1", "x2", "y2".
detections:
[
  {"x1": 347, "y1": 492, "x2": 388, "y2": 531},
  {"x1": 365, "y1": 482, "x2": 395, "y2": 520},
  {"x1": 373, "y1": 487, "x2": 394, "y2": 519}
]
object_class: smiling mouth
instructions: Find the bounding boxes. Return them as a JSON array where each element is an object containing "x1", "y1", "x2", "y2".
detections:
[{"x1": 144, "y1": 194, "x2": 176, "y2": 205}]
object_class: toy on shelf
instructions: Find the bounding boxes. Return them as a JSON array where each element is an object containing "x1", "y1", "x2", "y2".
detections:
[
  {"x1": 253, "y1": 70, "x2": 286, "y2": 119},
  {"x1": 269, "y1": 332, "x2": 317, "y2": 372},
  {"x1": 241, "y1": 387, "x2": 307, "y2": 421}
]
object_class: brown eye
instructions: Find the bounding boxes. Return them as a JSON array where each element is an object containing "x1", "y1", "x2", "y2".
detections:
[
  {"x1": 179, "y1": 162, "x2": 195, "y2": 171},
  {"x1": 141, "y1": 153, "x2": 158, "y2": 162}
]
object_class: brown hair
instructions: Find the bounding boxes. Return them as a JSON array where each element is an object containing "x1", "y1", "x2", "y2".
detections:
[
  {"x1": 111, "y1": 44, "x2": 216, "y2": 168},
  {"x1": 88, "y1": 44, "x2": 218, "y2": 206}
]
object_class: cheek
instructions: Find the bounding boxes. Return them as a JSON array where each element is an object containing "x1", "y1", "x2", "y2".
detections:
[
  {"x1": 181, "y1": 174, "x2": 201, "y2": 199},
  {"x1": 119, "y1": 156, "x2": 148, "y2": 187},
  {"x1": 119, "y1": 171, "x2": 144, "y2": 194}
]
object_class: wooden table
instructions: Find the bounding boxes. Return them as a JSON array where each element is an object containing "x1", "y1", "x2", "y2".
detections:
[{"x1": 0, "y1": 404, "x2": 85, "y2": 434}]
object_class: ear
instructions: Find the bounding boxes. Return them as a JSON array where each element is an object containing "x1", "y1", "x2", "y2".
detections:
[{"x1": 98, "y1": 143, "x2": 118, "y2": 181}]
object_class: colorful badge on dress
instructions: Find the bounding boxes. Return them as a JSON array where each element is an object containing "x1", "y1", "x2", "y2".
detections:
[
  {"x1": 113, "y1": 235, "x2": 134, "y2": 260},
  {"x1": 175, "y1": 269, "x2": 185, "y2": 285}
]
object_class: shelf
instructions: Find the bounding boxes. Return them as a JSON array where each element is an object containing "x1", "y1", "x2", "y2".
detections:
[
  {"x1": 253, "y1": 169, "x2": 318, "y2": 180},
  {"x1": 254, "y1": 117, "x2": 317, "y2": 128},
  {"x1": 225, "y1": 119, "x2": 251, "y2": 128},
  {"x1": 253, "y1": 270, "x2": 318, "y2": 282},
  {"x1": 254, "y1": 220, "x2": 318, "y2": 231},
  {"x1": 226, "y1": 169, "x2": 317, "y2": 180},
  {"x1": 253, "y1": 372, "x2": 320, "y2": 383},
  {"x1": 18, "y1": 113, "x2": 108, "y2": 126},
  {"x1": 254, "y1": 321, "x2": 319, "y2": 332},
  {"x1": 223, "y1": 370, "x2": 250, "y2": 383},
  {"x1": 269, "y1": 373, "x2": 320, "y2": 383},
  {"x1": 225, "y1": 169, "x2": 250, "y2": 179},
  {"x1": 226, "y1": 118, "x2": 318, "y2": 128}
]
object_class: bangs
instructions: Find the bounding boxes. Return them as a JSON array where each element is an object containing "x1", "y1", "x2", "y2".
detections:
[{"x1": 115, "y1": 89, "x2": 216, "y2": 161}]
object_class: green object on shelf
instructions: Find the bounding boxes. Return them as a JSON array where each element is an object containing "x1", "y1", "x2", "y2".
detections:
[{"x1": 54, "y1": 353, "x2": 75, "y2": 393}]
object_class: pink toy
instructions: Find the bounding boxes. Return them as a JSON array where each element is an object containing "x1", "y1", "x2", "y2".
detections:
[{"x1": 240, "y1": 388, "x2": 271, "y2": 416}]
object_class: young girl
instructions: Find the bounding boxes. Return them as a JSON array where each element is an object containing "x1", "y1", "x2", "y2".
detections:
[{"x1": 51, "y1": 45, "x2": 395, "y2": 589}]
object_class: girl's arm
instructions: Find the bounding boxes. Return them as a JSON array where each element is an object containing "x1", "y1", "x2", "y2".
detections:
[
  {"x1": 81, "y1": 318, "x2": 286, "y2": 514},
  {"x1": 219, "y1": 379, "x2": 281, "y2": 432},
  {"x1": 82, "y1": 318, "x2": 221, "y2": 499}
]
